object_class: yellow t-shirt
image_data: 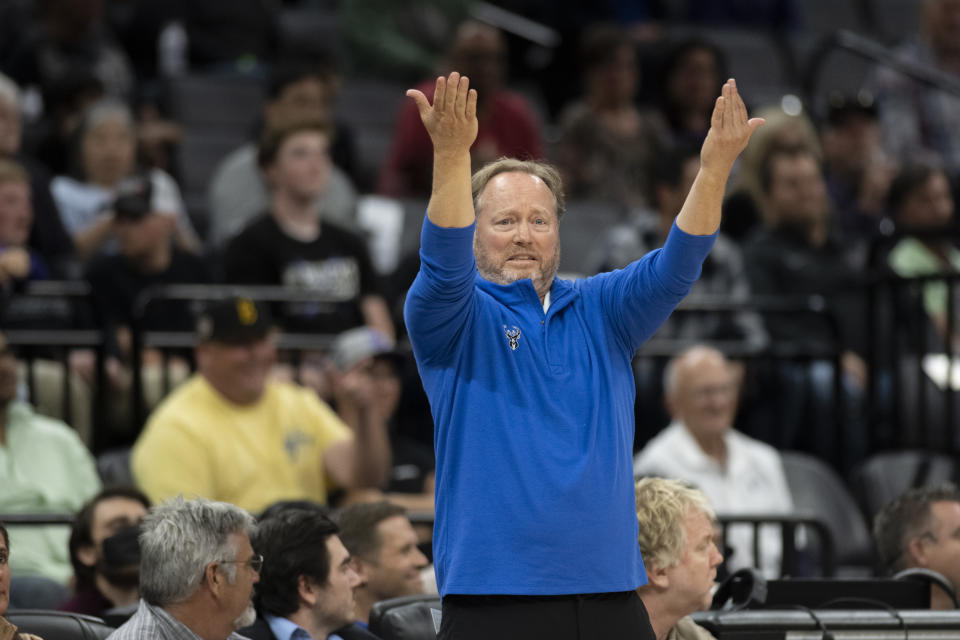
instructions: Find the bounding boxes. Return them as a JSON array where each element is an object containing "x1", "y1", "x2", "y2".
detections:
[{"x1": 131, "y1": 375, "x2": 351, "y2": 513}]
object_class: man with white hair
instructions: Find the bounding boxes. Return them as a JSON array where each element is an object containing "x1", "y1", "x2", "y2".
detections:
[
  {"x1": 635, "y1": 477, "x2": 722, "y2": 640},
  {"x1": 634, "y1": 344, "x2": 794, "y2": 577},
  {"x1": 107, "y1": 497, "x2": 260, "y2": 640}
]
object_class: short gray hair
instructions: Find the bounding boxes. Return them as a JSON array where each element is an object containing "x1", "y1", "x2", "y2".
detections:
[
  {"x1": 139, "y1": 496, "x2": 256, "y2": 606},
  {"x1": 0, "y1": 73, "x2": 19, "y2": 108},
  {"x1": 635, "y1": 477, "x2": 715, "y2": 571},
  {"x1": 874, "y1": 483, "x2": 960, "y2": 573},
  {"x1": 471, "y1": 157, "x2": 566, "y2": 219}
]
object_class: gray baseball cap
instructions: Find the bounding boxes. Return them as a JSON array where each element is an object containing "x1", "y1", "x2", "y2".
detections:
[{"x1": 331, "y1": 327, "x2": 404, "y2": 371}]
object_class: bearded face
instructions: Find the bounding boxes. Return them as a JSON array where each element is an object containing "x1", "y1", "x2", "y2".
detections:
[{"x1": 473, "y1": 171, "x2": 561, "y2": 301}]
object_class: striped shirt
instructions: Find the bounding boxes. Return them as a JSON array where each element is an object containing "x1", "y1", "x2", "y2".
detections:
[{"x1": 106, "y1": 599, "x2": 250, "y2": 640}]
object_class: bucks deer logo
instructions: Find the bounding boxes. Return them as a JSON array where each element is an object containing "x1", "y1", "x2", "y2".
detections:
[{"x1": 503, "y1": 325, "x2": 521, "y2": 351}]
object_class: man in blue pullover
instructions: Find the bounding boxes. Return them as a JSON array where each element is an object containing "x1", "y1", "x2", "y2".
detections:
[{"x1": 403, "y1": 71, "x2": 763, "y2": 639}]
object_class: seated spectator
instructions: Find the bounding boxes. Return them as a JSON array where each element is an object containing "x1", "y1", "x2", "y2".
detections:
[
  {"x1": 874, "y1": 484, "x2": 960, "y2": 610},
  {"x1": 50, "y1": 100, "x2": 199, "y2": 262},
  {"x1": 239, "y1": 506, "x2": 373, "y2": 640},
  {"x1": 593, "y1": 142, "x2": 766, "y2": 349},
  {"x1": 107, "y1": 496, "x2": 259, "y2": 640},
  {"x1": 85, "y1": 172, "x2": 209, "y2": 434},
  {"x1": 0, "y1": 159, "x2": 91, "y2": 439},
  {"x1": 0, "y1": 158, "x2": 82, "y2": 341},
  {"x1": 820, "y1": 95, "x2": 895, "y2": 244},
  {"x1": 329, "y1": 327, "x2": 435, "y2": 509},
  {"x1": 654, "y1": 39, "x2": 727, "y2": 147},
  {"x1": 742, "y1": 143, "x2": 869, "y2": 469},
  {"x1": 870, "y1": 0, "x2": 960, "y2": 179},
  {"x1": 20, "y1": 70, "x2": 106, "y2": 181},
  {"x1": 0, "y1": 336, "x2": 101, "y2": 596},
  {"x1": 223, "y1": 121, "x2": 393, "y2": 339},
  {"x1": 377, "y1": 20, "x2": 543, "y2": 197},
  {"x1": 635, "y1": 477, "x2": 722, "y2": 640},
  {"x1": 0, "y1": 522, "x2": 43, "y2": 640},
  {"x1": 342, "y1": 0, "x2": 469, "y2": 84},
  {"x1": 554, "y1": 24, "x2": 668, "y2": 210},
  {"x1": 2, "y1": 0, "x2": 134, "y2": 105},
  {"x1": 207, "y1": 61, "x2": 359, "y2": 247},
  {"x1": 0, "y1": 159, "x2": 51, "y2": 289},
  {"x1": 0, "y1": 72, "x2": 73, "y2": 270},
  {"x1": 131, "y1": 297, "x2": 391, "y2": 514},
  {"x1": 60, "y1": 487, "x2": 150, "y2": 619},
  {"x1": 722, "y1": 105, "x2": 821, "y2": 244},
  {"x1": 886, "y1": 162, "x2": 959, "y2": 347},
  {"x1": 634, "y1": 345, "x2": 793, "y2": 578},
  {"x1": 337, "y1": 501, "x2": 429, "y2": 627}
]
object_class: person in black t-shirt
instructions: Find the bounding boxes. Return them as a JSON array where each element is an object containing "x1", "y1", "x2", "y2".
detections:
[
  {"x1": 85, "y1": 174, "x2": 209, "y2": 435},
  {"x1": 222, "y1": 120, "x2": 394, "y2": 340}
]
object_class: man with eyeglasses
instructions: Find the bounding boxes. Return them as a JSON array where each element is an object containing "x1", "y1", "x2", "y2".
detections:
[
  {"x1": 107, "y1": 497, "x2": 261, "y2": 640},
  {"x1": 634, "y1": 344, "x2": 794, "y2": 577},
  {"x1": 874, "y1": 484, "x2": 960, "y2": 609}
]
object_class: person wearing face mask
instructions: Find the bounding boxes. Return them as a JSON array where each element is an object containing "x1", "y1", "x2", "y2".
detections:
[{"x1": 59, "y1": 487, "x2": 150, "y2": 620}]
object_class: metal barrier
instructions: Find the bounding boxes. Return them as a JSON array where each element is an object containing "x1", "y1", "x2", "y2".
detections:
[
  {"x1": 866, "y1": 227, "x2": 960, "y2": 453},
  {"x1": 1, "y1": 281, "x2": 106, "y2": 449},
  {"x1": 127, "y1": 284, "x2": 348, "y2": 430},
  {"x1": 0, "y1": 513, "x2": 74, "y2": 526},
  {"x1": 17, "y1": 277, "x2": 960, "y2": 461},
  {"x1": 718, "y1": 514, "x2": 836, "y2": 578}
]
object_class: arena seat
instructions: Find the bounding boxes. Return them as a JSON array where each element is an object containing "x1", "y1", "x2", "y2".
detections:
[
  {"x1": 5, "y1": 610, "x2": 114, "y2": 640},
  {"x1": 781, "y1": 451, "x2": 875, "y2": 572},
  {"x1": 850, "y1": 450, "x2": 960, "y2": 523},
  {"x1": 369, "y1": 594, "x2": 442, "y2": 640},
  {"x1": 96, "y1": 447, "x2": 134, "y2": 487}
]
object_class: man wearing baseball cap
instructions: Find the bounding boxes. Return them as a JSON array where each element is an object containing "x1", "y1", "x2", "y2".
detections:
[{"x1": 131, "y1": 296, "x2": 392, "y2": 514}]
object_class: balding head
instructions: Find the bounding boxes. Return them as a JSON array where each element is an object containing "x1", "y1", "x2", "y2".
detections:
[{"x1": 664, "y1": 345, "x2": 738, "y2": 440}]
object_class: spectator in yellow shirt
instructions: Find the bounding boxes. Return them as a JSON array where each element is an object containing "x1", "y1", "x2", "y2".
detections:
[{"x1": 131, "y1": 296, "x2": 391, "y2": 514}]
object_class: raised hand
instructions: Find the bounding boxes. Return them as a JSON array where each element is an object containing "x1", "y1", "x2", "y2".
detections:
[
  {"x1": 700, "y1": 79, "x2": 764, "y2": 175},
  {"x1": 407, "y1": 72, "x2": 479, "y2": 157}
]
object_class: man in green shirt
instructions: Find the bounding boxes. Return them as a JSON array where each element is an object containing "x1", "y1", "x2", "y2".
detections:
[{"x1": 0, "y1": 339, "x2": 101, "y2": 604}]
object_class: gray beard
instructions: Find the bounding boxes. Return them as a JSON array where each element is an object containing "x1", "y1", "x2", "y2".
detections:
[
  {"x1": 474, "y1": 242, "x2": 560, "y2": 299},
  {"x1": 234, "y1": 602, "x2": 257, "y2": 629}
]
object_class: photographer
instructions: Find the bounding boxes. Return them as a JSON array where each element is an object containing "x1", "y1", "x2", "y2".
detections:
[{"x1": 84, "y1": 173, "x2": 209, "y2": 436}]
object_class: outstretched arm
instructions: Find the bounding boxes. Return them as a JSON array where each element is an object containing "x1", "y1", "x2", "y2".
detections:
[
  {"x1": 676, "y1": 79, "x2": 764, "y2": 235},
  {"x1": 406, "y1": 72, "x2": 478, "y2": 228}
]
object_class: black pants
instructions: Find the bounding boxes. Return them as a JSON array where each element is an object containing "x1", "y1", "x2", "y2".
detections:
[{"x1": 437, "y1": 591, "x2": 654, "y2": 640}]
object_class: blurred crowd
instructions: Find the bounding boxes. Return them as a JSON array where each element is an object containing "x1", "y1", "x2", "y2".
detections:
[{"x1": 1, "y1": 0, "x2": 960, "y2": 630}]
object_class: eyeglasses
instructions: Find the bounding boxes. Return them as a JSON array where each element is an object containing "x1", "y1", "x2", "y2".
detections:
[{"x1": 220, "y1": 554, "x2": 264, "y2": 573}]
